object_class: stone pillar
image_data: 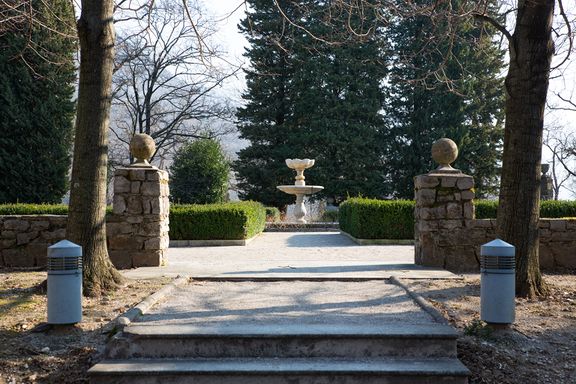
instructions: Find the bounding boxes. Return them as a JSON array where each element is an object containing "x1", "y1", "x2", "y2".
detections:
[
  {"x1": 107, "y1": 167, "x2": 170, "y2": 268},
  {"x1": 414, "y1": 138, "x2": 475, "y2": 268},
  {"x1": 414, "y1": 172, "x2": 474, "y2": 267},
  {"x1": 106, "y1": 134, "x2": 170, "y2": 268}
]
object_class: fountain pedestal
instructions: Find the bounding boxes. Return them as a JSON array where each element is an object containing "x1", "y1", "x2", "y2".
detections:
[{"x1": 277, "y1": 159, "x2": 323, "y2": 224}]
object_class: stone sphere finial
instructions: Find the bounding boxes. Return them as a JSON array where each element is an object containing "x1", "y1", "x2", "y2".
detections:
[
  {"x1": 130, "y1": 133, "x2": 156, "y2": 168},
  {"x1": 431, "y1": 138, "x2": 460, "y2": 174}
]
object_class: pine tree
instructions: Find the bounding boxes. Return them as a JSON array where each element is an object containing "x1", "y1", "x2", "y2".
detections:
[
  {"x1": 0, "y1": 0, "x2": 76, "y2": 203},
  {"x1": 235, "y1": 1, "x2": 389, "y2": 209},
  {"x1": 384, "y1": 1, "x2": 505, "y2": 198}
]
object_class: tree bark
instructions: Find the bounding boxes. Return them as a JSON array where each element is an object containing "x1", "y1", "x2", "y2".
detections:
[
  {"x1": 67, "y1": 0, "x2": 124, "y2": 296},
  {"x1": 497, "y1": 0, "x2": 555, "y2": 298}
]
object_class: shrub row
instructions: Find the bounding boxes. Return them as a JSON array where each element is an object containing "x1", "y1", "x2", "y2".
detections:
[
  {"x1": 169, "y1": 201, "x2": 266, "y2": 240},
  {"x1": 475, "y1": 200, "x2": 576, "y2": 219},
  {"x1": 0, "y1": 204, "x2": 70, "y2": 215},
  {"x1": 265, "y1": 207, "x2": 281, "y2": 223},
  {"x1": 339, "y1": 198, "x2": 414, "y2": 239}
]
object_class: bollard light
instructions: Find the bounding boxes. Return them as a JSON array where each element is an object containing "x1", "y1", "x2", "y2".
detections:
[
  {"x1": 47, "y1": 240, "x2": 83, "y2": 324},
  {"x1": 480, "y1": 239, "x2": 515, "y2": 325}
]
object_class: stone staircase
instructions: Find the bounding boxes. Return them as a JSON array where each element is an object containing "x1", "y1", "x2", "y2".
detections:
[{"x1": 88, "y1": 322, "x2": 470, "y2": 383}]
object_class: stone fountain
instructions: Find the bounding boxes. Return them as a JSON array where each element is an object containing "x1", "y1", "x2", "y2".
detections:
[{"x1": 277, "y1": 159, "x2": 324, "y2": 223}]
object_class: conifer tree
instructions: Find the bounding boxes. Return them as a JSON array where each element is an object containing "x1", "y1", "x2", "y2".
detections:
[
  {"x1": 384, "y1": 2, "x2": 505, "y2": 198},
  {"x1": 0, "y1": 0, "x2": 76, "y2": 203},
  {"x1": 235, "y1": 1, "x2": 388, "y2": 209}
]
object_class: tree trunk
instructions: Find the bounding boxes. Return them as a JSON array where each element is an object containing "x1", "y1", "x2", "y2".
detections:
[
  {"x1": 497, "y1": 0, "x2": 555, "y2": 298},
  {"x1": 67, "y1": 0, "x2": 124, "y2": 297}
]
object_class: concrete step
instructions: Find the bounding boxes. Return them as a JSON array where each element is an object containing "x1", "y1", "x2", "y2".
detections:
[
  {"x1": 89, "y1": 357, "x2": 470, "y2": 384},
  {"x1": 106, "y1": 323, "x2": 459, "y2": 359}
]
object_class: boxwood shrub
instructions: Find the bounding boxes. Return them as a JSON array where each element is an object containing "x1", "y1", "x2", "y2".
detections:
[
  {"x1": 339, "y1": 198, "x2": 414, "y2": 239},
  {"x1": 474, "y1": 200, "x2": 576, "y2": 219},
  {"x1": 0, "y1": 204, "x2": 69, "y2": 215},
  {"x1": 170, "y1": 201, "x2": 266, "y2": 240},
  {"x1": 265, "y1": 207, "x2": 281, "y2": 223}
]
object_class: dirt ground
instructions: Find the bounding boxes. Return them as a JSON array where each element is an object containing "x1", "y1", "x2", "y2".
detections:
[
  {"x1": 406, "y1": 273, "x2": 576, "y2": 384},
  {"x1": 0, "y1": 270, "x2": 574, "y2": 384},
  {"x1": 0, "y1": 270, "x2": 170, "y2": 384}
]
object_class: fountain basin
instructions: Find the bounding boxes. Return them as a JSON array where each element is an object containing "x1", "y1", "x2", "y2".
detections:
[{"x1": 277, "y1": 185, "x2": 324, "y2": 195}]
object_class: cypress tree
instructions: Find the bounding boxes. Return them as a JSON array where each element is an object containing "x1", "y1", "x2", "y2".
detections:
[
  {"x1": 0, "y1": 0, "x2": 76, "y2": 203},
  {"x1": 384, "y1": 1, "x2": 505, "y2": 198}
]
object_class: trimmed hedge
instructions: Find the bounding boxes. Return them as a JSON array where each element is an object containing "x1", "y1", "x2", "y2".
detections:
[
  {"x1": 0, "y1": 204, "x2": 69, "y2": 215},
  {"x1": 475, "y1": 200, "x2": 576, "y2": 219},
  {"x1": 169, "y1": 201, "x2": 266, "y2": 240},
  {"x1": 265, "y1": 207, "x2": 281, "y2": 222},
  {"x1": 339, "y1": 198, "x2": 414, "y2": 239}
]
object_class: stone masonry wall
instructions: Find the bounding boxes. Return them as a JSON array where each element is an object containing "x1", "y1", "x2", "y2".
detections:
[
  {"x1": 107, "y1": 167, "x2": 170, "y2": 268},
  {"x1": 0, "y1": 215, "x2": 67, "y2": 268},
  {"x1": 415, "y1": 172, "x2": 576, "y2": 272},
  {"x1": 0, "y1": 168, "x2": 170, "y2": 269}
]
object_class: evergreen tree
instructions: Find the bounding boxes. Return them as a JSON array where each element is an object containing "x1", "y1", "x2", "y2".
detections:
[
  {"x1": 170, "y1": 139, "x2": 230, "y2": 204},
  {"x1": 384, "y1": 1, "x2": 505, "y2": 198},
  {"x1": 235, "y1": 1, "x2": 388, "y2": 209},
  {"x1": 0, "y1": 0, "x2": 76, "y2": 203}
]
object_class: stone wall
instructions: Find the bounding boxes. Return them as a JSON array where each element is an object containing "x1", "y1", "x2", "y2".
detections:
[
  {"x1": 107, "y1": 167, "x2": 170, "y2": 268},
  {"x1": 414, "y1": 172, "x2": 576, "y2": 272},
  {"x1": 0, "y1": 215, "x2": 67, "y2": 267},
  {"x1": 0, "y1": 168, "x2": 170, "y2": 269}
]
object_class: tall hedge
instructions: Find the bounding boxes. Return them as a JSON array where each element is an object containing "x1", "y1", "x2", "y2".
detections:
[
  {"x1": 475, "y1": 200, "x2": 576, "y2": 219},
  {"x1": 339, "y1": 198, "x2": 414, "y2": 239},
  {"x1": 0, "y1": 0, "x2": 76, "y2": 203}
]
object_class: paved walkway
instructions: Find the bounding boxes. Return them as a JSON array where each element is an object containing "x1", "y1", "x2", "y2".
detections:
[{"x1": 123, "y1": 232, "x2": 458, "y2": 280}]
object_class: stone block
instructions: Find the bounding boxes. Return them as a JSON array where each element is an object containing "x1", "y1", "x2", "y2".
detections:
[
  {"x1": 1, "y1": 239, "x2": 16, "y2": 248},
  {"x1": 126, "y1": 196, "x2": 143, "y2": 215},
  {"x1": 539, "y1": 220, "x2": 550, "y2": 229},
  {"x1": 415, "y1": 189, "x2": 436, "y2": 206},
  {"x1": 147, "y1": 172, "x2": 161, "y2": 181},
  {"x1": 31, "y1": 221, "x2": 50, "y2": 231},
  {"x1": 418, "y1": 206, "x2": 446, "y2": 220},
  {"x1": 553, "y1": 244, "x2": 576, "y2": 268},
  {"x1": 1, "y1": 231, "x2": 16, "y2": 239},
  {"x1": 550, "y1": 231, "x2": 575, "y2": 242},
  {"x1": 415, "y1": 234, "x2": 443, "y2": 267},
  {"x1": 463, "y1": 202, "x2": 474, "y2": 219},
  {"x1": 129, "y1": 169, "x2": 146, "y2": 181},
  {"x1": 114, "y1": 176, "x2": 131, "y2": 194},
  {"x1": 460, "y1": 190, "x2": 475, "y2": 200},
  {"x1": 41, "y1": 228, "x2": 66, "y2": 241},
  {"x1": 473, "y1": 219, "x2": 493, "y2": 228},
  {"x1": 137, "y1": 222, "x2": 162, "y2": 236},
  {"x1": 144, "y1": 238, "x2": 161, "y2": 250},
  {"x1": 108, "y1": 235, "x2": 144, "y2": 250},
  {"x1": 414, "y1": 175, "x2": 440, "y2": 189},
  {"x1": 126, "y1": 216, "x2": 144, "y2": 224},
  {"x1": 109, "y1": 250, "x2": 132, "y2": 269},
  {"x1": 141, "y1": 182, "x2": 161, "y2": 196},
  {"x1": 133, "y1": 250, "x2": 163, "y2": 267},
  {"x1": 25, "y1": 243, "x2": 48, "y2": 264},
  {"x1": 107, "y1": 222, "x2": 134, "y2": 235},
  {"x1": 3, "y1": 249, "x2": 34, "y2": 267},
  {"x1": 113, "y1": 196, "x2": 127, "y2": 215},
  {"x1": 115, "y1": 168, "x2": 130, "y2": 177},
  {"x1": 549, "y1": 220, "x2": 566, "y2": 231},
  {"x1": 538, "y1": 246, "x2": 555, "y2": 269},
  {"x1": 441, "y1": 177, "x2": 457, "y2": 188},
  {"x1": 417, "y1": 220, "x2": 438, "y2": 232},
  {"x1": 456, "y1": 177, "x2": 474, "y2": 190},
  {"x1": 443, "y1": 246, "x2": 479, "y2": 273},
  {"x1": 538, "y1": 229, "x2": 551, "y2": 241},
  {"x1": 436, "y1": 194, "x2": 454, "y2": 203},
  {"x1": 446, "y1": 202, "x2": 462, "y2": 219},
  {"x1": 17, "y1": 231, "x2": 39, "y2": 245},
  {"x1": 4, "y1": 220, "x2": 30, "y2": 231},
  {"x1": 565, "y1": 220, "x2": 576, "y2": 230},
  {"x1": 131, "y1": 181, "x2": 141, "y2": 194},
  {"x1": 150, "y1": 198, "x2": 161, "y2": 214},
  {"x1": 439, "y1": 220, "x2": 463, "y2": 230}
]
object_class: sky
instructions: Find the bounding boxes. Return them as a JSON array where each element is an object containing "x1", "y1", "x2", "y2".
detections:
[{"x1": 201, "y1": 1, "x2": 576, "y2": 197}]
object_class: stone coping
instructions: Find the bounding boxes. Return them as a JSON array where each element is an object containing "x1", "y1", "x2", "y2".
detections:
[
  {"x1": 265, "y1": 222, "x2": 340, "y2": 232},
  {"x1": 169, "y1": 234, "x2": 261, "y2": 248},
  {"x1": 340, "y1": 231, "x2": 415, "y2": 246}
]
